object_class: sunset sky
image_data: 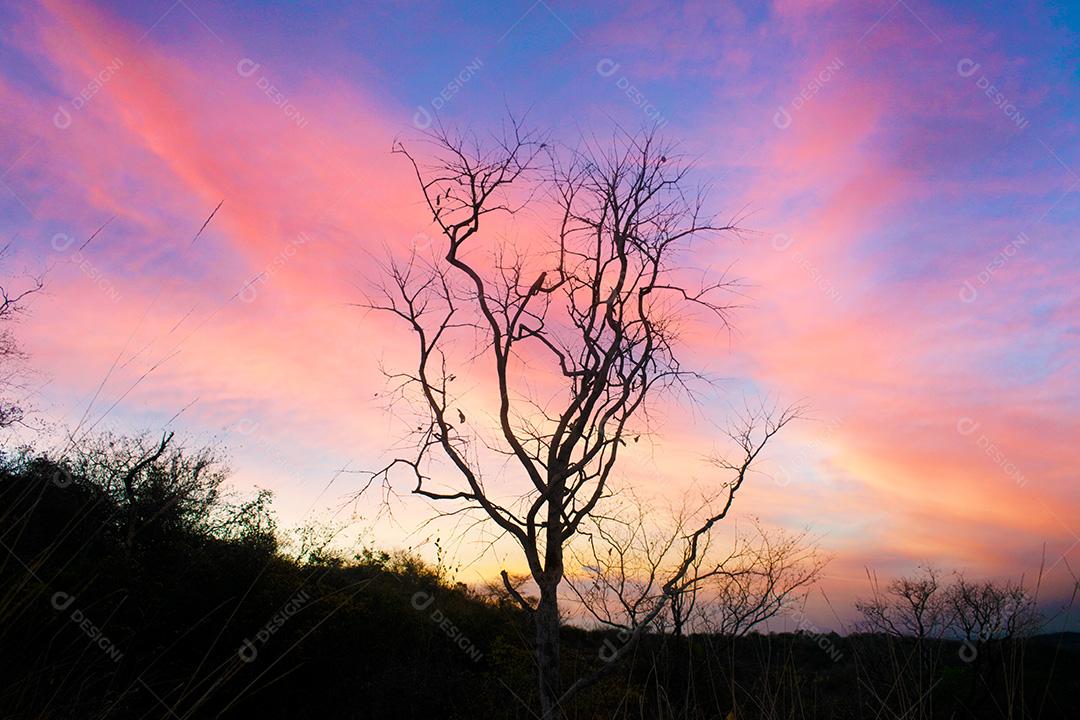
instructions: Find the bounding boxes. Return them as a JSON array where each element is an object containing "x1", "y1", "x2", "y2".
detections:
[{"x1": 1, "y1": 0, "x2": 1077, "y2": 629}]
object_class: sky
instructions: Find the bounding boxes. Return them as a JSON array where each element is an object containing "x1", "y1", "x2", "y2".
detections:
[{"x1": 0, "y1": 0, "x2": 1077, "y2": 630}]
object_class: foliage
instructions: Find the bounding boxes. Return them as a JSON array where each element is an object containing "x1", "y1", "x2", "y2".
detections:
[{"x1": 0, "y1": 437, "x2": 1076, "y2": 719}]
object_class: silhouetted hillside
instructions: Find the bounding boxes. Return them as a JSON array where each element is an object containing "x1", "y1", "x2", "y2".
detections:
[{"x1": 1, "y1": 444, "x2": 1077, "y2": 719}]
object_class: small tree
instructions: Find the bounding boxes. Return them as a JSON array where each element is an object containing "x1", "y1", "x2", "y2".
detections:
[
  {"x1": 695, "y1": 520, "x2": 826, "y2": 637},
  {"x1": 0, "y1": 243, "x2": 43, "y2": 429},
  {"x1": 856, "y1": 565, "x2": 952, "y2": 720},
  {"x1": 570, "y1": 505, "x2": 824, "y2": 638},
  {"x1": 368, "y1": 118, "x2": 793, "y2": 717},
  {"x1": 947, "y1": 574, "x2": 1041, "y2": 646},
  {"x1": 856, "y1": 564, "x2": 950, "y2": 640},
  {"x1": 67, "y1": 431, "x2": 275, "y2": 554}
]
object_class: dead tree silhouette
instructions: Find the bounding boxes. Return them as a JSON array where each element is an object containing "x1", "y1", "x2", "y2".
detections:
[{"x1": 366, "y1": 117, "x2": 796, "y2": 719}]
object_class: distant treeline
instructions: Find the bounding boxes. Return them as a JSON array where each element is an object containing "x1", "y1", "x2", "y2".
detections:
[{"x1": 0, "y1": 436, "x2": 1077, "y2": 719}]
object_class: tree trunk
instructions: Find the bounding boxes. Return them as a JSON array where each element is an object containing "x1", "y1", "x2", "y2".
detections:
[
  {"x1": 536, "y1": 579, "x2": 561, "y2": 720},
  {"x1": 671, "y1": 593, "x2": 685, "y2": 638}
]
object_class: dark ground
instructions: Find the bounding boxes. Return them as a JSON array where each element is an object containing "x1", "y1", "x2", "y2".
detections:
[{"x1": 2, "y1": 448, "x2": 1077, "y2": 719}]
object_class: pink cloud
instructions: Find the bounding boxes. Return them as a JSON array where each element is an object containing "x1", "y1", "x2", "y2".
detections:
[{"x1": 1, "y1": 0, "x2": 1075, "y2": 624}]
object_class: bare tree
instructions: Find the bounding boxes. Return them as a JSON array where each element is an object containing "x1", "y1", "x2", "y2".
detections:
[
  {"x1": 856, "y1": 565, "x2": 950, "y2": 640},
  {"x1": 947, "y1": 574, "x2": 1041, "y2": 647},
  {"x1": 947, "y1": 572, "x2": 1044, "y2": 713},
  {"x1": 570, "y1": 500, "x2": 824, "y2": 639},
  {"x1": 857, "y1": 566, "x2": 1044, "y2": 646},
  {"x1": 567, "y1": 492, "x2": 698, "y2": 635},
  {"x1": 0, "y1": 243, "x2": 44, "y2": 428},
  {"x1": 65, "y1": 431, "x2": 269, "y2": 554},
  {"x1": 695, "y1": 520, "x2": 826, "y2": 636},
  {"x1": 855, "y1": 565, "x2": 954, "y2": 720},
  {"x1": 855, "y1": 566, "x2": 1047, "y2": 719},
  {"x1": 366, "y1": 119, "x2": 793, "y2": 718}
]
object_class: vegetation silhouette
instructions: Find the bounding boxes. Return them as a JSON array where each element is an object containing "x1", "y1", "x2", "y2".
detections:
[
  {"x1": 0, "y1": 131, "x2": 1076, "y2": 719},
  {"x1": 370, "y1": 119, "x2": 801, "y2": 717},
  {"x1": 0, "y1": 437, "x2": 1077, "y2": 719}
]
